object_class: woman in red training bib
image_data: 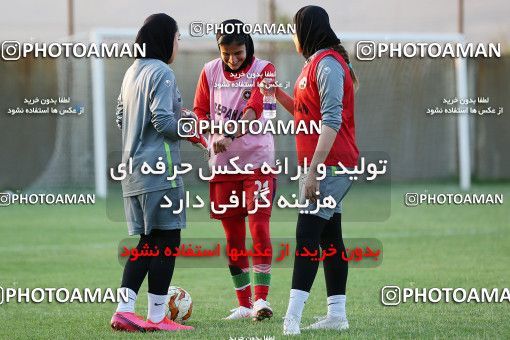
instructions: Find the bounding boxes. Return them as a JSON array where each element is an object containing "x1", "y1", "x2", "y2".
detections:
[
  {"x1": 192, "y1": 19, "x2": 277, "y2": 321},
  {"x1": 263, "y1": 6, "x2": 359, "y2": 335}
]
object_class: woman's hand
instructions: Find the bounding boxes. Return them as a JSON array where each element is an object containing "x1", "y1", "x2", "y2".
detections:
[
  {"x1": 304, "y1": 172, "x2": 320, "y2": 203},
  {"x1": 181, "y1": 108, "x2": 198, "y2": 121},
  {"x1": 258, "y1": 78, "x2": 276, "y2": 97},
  {"x1": 259, "y1": 78, "x2": 295, "y2": 115},
  {"x1": 305, "y1": 125, "x2": 338, "y2": 203},
  {"x1": 213, "y1": 135, "x2": 233, "y2": 154}
]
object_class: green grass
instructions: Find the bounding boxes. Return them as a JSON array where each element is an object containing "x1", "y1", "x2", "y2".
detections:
[{"x1": 0, "y1": 183, "x2": 509, "y2": 339}]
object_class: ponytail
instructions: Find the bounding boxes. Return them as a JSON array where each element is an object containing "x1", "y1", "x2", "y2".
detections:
[{"x1": 332, "y1": 43, "x2": 359, "y2": 92}]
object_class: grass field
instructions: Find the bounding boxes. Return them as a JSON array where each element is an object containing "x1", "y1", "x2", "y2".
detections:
[{"x1": 0, "y1": 183, "x2": 509, "y2": 339}]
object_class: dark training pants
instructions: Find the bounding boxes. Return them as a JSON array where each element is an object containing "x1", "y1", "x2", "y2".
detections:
[
  {"x1": 121, "y1": 229, "x2": 181, "y2": 295},
  {"x1": 291, "y1": 213, "x2": 348, "y2": 296}
]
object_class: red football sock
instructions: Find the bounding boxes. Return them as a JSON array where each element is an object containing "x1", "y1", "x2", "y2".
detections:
[
  {"x1": 222, "y1": 216, "x2": 252, "y2": 308},
  {"x1": 235, "y1": 285, "x2": 252, "y2": 308},
  {"x1": 254, "y1": 285, "x2": 269, "y2": 301},
  {"x1": 249, "y1": 213, "x2": 272, "y2": 301}
]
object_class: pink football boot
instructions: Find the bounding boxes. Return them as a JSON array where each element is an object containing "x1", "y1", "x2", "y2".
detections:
[
  {"x1": 110, "y1": 312, "x2": 155, "y2": 332},
  {"x1": 145, "y1": 316, "x2": 194, "y2": 331}
]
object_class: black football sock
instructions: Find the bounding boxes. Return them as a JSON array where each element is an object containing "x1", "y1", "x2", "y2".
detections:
[
  {"x1": 120, "y1": 233, "x2": 152, "y2": 294},
  {"x1": 147, "y1": 229, "x2": 181, "y2": 295},
  {"x1": 320, "y1": 213, "x2": 348, "y2": 296},
  {"x1": 291, "y1": 214, "x2": 328, "y2": 292}
]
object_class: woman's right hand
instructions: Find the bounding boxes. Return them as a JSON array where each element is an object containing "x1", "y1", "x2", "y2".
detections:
[
  {"x1": 181, "y1": 108, "x2": 198, "y2": 121},
  {"x1": 258, "y1": 77, "x2": 276, "y2": 97}
]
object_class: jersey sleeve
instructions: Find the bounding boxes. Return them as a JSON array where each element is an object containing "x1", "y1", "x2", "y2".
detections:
[
  {"x1": 244, "y1": 63, "x2": 276, "y2": 119},
  {"x1": 149, "y1": 68, "x2": 180, "y2": 140},
  {"x1": 193, "y1": 68, "x2": 211, "y2": 121},
  {"x1": 316, "y1": 56, "x2": 344, "y2": 132}
]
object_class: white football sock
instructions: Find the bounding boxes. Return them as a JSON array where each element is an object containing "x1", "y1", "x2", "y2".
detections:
[
  {"x1": 116, "y1": 287, "x2": 137, "y2": 313},
  {"x1": 147, "y1": 293, "x2": 168, "y2": 323},
  {"x1": 285, "y1": 289, "x2": 309, "y2": 321},
  {"x1": 327, "y1": 295, "x2": 346, "y2": 318}
]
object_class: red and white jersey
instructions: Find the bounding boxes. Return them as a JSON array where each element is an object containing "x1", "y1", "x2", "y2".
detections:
[{"x1": 194, "y1": 57, "x2": 276, "y2": 175}]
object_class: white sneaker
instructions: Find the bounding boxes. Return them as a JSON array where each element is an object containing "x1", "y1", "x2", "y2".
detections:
[
  {"x1": 283, "y1": 316, "x2": 301, "y2": 335},
  {"x1": 252, "y1": 299, "x2": 273, "y2": 321},
  {"x1": 303, "y1": 315, "x2": 349, "y2": 331},
  {"x1": 223, "y1": 306, "x2": 253, "y2": 320}
]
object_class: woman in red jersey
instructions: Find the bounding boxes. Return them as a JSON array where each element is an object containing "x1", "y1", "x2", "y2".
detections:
[
  {"x1": 192, "y1": 19, "x2": 277, "y2": 321},
  {"x1": 262, "y1": 6, "x2": 359, "y2": 335}
]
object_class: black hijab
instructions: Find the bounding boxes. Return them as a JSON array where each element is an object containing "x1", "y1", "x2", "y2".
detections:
[
  {"x1": 294, "y1": 6, "x2": 340, "y2": 59},
  {"x1": 135, "y1": 13, "x2": 178, "y2": 63},
  {"x1": 216, "y1": 19, "x2": 255, "y2": 73}
]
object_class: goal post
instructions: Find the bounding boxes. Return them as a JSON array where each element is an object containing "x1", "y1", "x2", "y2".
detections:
[
  {"x1": 90, "y1": 30, "x2": 108, "y2": 199},
  {"x1": 455, "y1": 54, "x2": 471, "y2": 191}
]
